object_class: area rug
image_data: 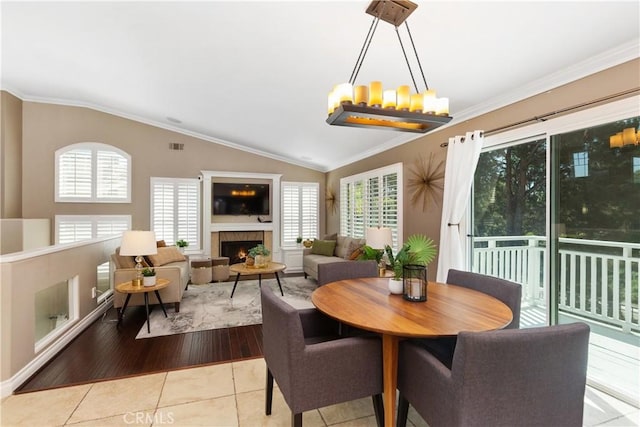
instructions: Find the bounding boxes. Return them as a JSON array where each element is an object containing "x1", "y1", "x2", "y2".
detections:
[{"x1": 135, "y1": 276, "x2": 316, "y2": 339}]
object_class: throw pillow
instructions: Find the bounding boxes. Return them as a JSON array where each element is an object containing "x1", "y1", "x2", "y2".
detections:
[
  {"x1": 348, "y1": 246, "x2": 364, "y2": 260},
  {"x1": 310, "y1": 239, "x2": 337, "y2": 257},
  {"x1": 323, "y1": 233, "x2": 337, "y2": 241},
  {"x1": 344, "y1": 240, "x2": 364, "y2": 260},
  {"x1": 114, "y1": 247, "x2": 136, "y2": 268},
  {"x1": 146, "y1": 246, "x2": 186, "y2": 267}
]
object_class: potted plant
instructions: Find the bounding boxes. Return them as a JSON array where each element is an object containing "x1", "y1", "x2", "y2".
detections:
[
  {"x1": 296, "y1": 236, "x2": 303, "y2": 244},
  {"x1": 142, "y1": 267, "x2": 156, "y2": 287},
  {"x1": 248, "y1": 244, "x2": 270, "y2": 268},
  {"x1": 384, "y1": 234, "x2": 437, "y2": 294},
  {"x1": 176, "y1": 239, "x2": 189, "y2": 253}
]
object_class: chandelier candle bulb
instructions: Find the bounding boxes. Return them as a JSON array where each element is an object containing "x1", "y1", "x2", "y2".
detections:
[
  {"x1": 383, "y1": 90, "x2": 397, "y2": 109},
  {"x1": 354, "y1": 85, "x2": 369, "y2": 105},
  {"x1": 336, "y1": 83, "x2": 353, "y2": 104},
  {"x1": 610, "y1": 133, "x2": 623, "y2": 148},
  {"x1": 435, "y1": 97, "x2": 449, "y2": 116},
  {"x1": 622, "y1": 127, "x2": 637, "y2": 146},
  {"x1": 423, "y1": 90, "x2": 437, "y2": 114},
  {"x1": 409, "y1": 94, "x2": 423, "y2": 112},
  {"x1": 368, "y1": 81, "x2": 383, "y2": 107},
  {"x1": 396, "y1": 85, "x2": 410, "y2": 110}
]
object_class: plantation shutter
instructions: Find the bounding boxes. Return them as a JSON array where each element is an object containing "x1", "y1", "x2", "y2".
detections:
[
  {"x1": 96, "y1": 149, "x2": 129, "y2": 199},
  {"x1": 382, "y1": 171, "x2": 399, "y2": 248},
  {"x1": 151, "y1": 178, "x2": 200, "y2": 248},
  {"x1": 56, "y1": 215, "x2": 131, "y2": 244},
  {"x1": 58, "y1": 148, "x2": 92, "y2": 199},
  {"x1": 281, "y1": 182, "x2": 319, "y2": 245}
]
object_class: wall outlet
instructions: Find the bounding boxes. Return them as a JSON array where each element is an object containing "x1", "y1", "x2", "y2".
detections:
[{"x1": 91, "y1": 287, "x2": 97, "y2": 299}]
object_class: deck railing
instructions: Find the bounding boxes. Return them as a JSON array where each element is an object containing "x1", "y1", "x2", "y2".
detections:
[{"x1": 472, "y1": 236, "x2": 639, "y2": 334}]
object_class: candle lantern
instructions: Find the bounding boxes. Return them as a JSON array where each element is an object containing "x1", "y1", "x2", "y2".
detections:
[{"x1": 403, "y1": 264, "x2": 427, "y2": 302}]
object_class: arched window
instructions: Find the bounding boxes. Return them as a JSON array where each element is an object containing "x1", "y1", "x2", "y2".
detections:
[{"x1": 55, "y1": 142, "x2": 131, "y2": 202}]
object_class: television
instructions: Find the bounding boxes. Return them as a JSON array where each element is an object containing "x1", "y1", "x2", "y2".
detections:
[{"x1": 212, "y1": 183, "x2": 270, "y2": 216}]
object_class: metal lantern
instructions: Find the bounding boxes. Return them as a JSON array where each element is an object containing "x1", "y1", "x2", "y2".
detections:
[{"x1": 403, "y1": 264, "x2": 427, "y2": 302}]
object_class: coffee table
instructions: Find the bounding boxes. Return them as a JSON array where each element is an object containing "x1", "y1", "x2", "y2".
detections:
[
  {"x1": 116, "y1": 278, "x2": 170, "y2": 333},
  {"x1": 229, "y1": 262, "x2": 286, "y2": 298}
]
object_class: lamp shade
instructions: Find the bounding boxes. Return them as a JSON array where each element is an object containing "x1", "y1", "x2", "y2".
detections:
[
  {"x1": 365, "y1": 227, "x2": 393, "y2": 249},
  {"x1": 119, "y1": 231, "x2": 158, "y2": 256}
]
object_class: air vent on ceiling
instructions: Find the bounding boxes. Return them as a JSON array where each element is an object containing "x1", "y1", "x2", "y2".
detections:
[{"x1": 169, "y1": 143, "x2": 184, "y2": 151}]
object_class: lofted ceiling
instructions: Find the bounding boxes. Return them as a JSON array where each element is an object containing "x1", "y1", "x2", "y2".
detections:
[{"x1": 2, "y1": 1, "x2": 639, "y2": 172}]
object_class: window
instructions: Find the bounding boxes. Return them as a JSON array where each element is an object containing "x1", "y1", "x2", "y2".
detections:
[
  {"x1": 55, "y1": 215, "x2": 131, "y2": 244},
  {"x1": 281, "y1": 182, "x2": 319, "y2": 245},
  {"x1": 573, "y1": 151, "x2": 589, "y2": 178},
  {"x1": 340, "y1": 163, "x2": 402, "y2": 249},
  {"x1": 55, "y1": 143, "x2": 131, "y2": 202},
  {"x1": 633, "y1": 157, "x2": 640, "y2": 184},
  {"x1": 151, "y1": 178, "x2": 200, "y2": 248}
]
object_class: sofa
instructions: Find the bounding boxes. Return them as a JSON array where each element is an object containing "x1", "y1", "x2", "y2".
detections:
[
  {"x1": 303, "y1": 234, "x2": 378, "y2": 286},
  {"x1": 112, "y1": 245, "x2": 190, "y2": 312}
]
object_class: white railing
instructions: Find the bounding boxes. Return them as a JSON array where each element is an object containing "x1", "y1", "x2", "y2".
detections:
[{"x1": 473, "y1": 236, "x2": 639, "y2": 334}]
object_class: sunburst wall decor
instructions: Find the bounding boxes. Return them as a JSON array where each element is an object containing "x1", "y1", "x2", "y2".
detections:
[
  {"x1": 407, "y1": 153, "x2": 445, "y2": 211},
  {"x1": 326, "y1": 187, "x2": 338, "y2": 215}
]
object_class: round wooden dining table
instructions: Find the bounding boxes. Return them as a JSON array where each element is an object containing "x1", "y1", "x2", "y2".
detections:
[{"x1": 312, "y1": 277, "x2": 513, "y2": 427}]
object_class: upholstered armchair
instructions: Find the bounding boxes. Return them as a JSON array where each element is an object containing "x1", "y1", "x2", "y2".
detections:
[
  {"x1": 260, "y1": 285, "x2": 384, "y2": 427},
  {"x1": 416, "y1": 269, "x2": 522, "y2": 368},
  {"x1": 397, "y1": 322, "x2": 590, "y2": 427}
]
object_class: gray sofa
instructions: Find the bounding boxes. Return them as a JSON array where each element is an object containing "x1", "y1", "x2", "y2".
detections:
[{"x1": 303, "y1": 235, "x2": 378, "y2": 286}]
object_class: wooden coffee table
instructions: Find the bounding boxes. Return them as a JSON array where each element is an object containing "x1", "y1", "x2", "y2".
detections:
[
  {"x1": 116, "y1": 278, "x2": 169, "y2": 333},
  {"x1": 229, "y1": 262, "x2": 286, "y2": 298}
]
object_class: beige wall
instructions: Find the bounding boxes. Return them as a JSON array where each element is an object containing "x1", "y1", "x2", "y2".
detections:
[
  {"x1": 18, "y1": 101, "x2": 326, "y2": 239},
  {"x1": 326, "y1": 59, "x2": 640, "y2": 280},
  {"x1": 1, "y1": 91, "x2": 23, "y2": 218}
]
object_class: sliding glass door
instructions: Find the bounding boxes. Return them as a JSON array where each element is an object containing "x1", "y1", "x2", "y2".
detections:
[{"x1": 471, "y1": 114, "x2": 639, "y2": 406}]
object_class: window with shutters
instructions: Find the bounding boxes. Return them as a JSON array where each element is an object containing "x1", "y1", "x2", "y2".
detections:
[
  {"x1": 281, "y1": 182, "x2": 319, "y2": 246},
  {"x1": 151, "y1": 178, "x2": 200, "y2": 249},
  {"x1": 55, "y1": 143, "x2": 130, "y2": 202},
  {"x1": 340, "y1": 163, "x2": 402, "y2": 250},
  {"x1": 55, "y1": 215, "x2": 131, "y2": 244}
]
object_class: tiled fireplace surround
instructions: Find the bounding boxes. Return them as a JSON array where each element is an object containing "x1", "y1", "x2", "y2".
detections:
[{"x1": 211, "y1": 230, "x2": 273, "y2": 262}]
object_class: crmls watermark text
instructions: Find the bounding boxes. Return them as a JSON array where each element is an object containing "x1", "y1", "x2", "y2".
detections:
[{"x1": 123, "y1": 411, "x2": 175, "y2": 424}]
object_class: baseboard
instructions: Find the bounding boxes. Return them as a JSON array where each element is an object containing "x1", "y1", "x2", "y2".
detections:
[{"x1": 0, "y1": 296, "x2": 113, "y2": 398}]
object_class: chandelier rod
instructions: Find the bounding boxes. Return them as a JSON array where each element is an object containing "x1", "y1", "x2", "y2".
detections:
[
  {"x1": 405, "y1": 21, "x2": 429, "y2": 91},
  {"x1": 395, "y1": 25, "x2": 419, "y2": 93},
  {"x1": 349, "y1": 15, "x2": 381, "y2": 85}
]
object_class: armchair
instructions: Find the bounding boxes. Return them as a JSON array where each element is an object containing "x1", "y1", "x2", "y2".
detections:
[
  {"x1": 397, "y1": 323, "x2": 590, "y2": 427},
  {"x1": 260, "y1": 285, "x2": 384, "y2": 427}
]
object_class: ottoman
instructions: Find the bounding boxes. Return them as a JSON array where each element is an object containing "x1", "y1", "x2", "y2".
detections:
[
  {"x1": 211, "y1": 256, "x2": 230, "y2": 282},
  {"x1": 191, "y1": 259, "x2": 212, "y2": 285}
]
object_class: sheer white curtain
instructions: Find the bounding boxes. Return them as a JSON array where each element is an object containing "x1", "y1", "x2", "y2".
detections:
[{"x1": 436, "y1": 130, "x2": 484, "y2": 282}]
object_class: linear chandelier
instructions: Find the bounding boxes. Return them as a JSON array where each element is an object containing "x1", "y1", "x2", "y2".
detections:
[
  {"x1": 327, "y1": 0, "x2": 452, "y2": 133},
  {"x1": 609, "y1": 127, "x2": 640, "y2": 149}
]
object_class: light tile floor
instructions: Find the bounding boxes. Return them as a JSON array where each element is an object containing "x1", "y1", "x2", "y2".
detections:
[{"x1": 1, "y1": 358, "x2": 638, "y2": 426}]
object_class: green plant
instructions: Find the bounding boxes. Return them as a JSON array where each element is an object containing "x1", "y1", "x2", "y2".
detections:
[
  {"x1": 142, "y1": 267, "x2": 156, "y2": 277},
  {"x1": 248, "y1": 244, "x2": 270, "y2": 257},
  {"x1": 359, "y1": 245, "x2": 385, "y2": 264},
  {"x1": 296, "y1": 236, "x2": 303, "y2": 244},
  {"x1": 176, "y1": 239, "x2": 189, "y2": 248},
  {"x1": 385, "y1": 234, "x2": 437, "y2": 280}
]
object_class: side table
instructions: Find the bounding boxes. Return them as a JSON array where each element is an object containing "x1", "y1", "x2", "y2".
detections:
[{"x1": 116, "y1": 278, "x2": 170, "y2": 333}]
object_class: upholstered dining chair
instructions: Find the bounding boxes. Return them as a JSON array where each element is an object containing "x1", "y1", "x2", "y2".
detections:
[
  {"x1": 260, "y1": 285, "x2": 384, "y2": 427},
  {"x1": 397, "y1": 322, "x2": 590, "y2": 427},
  {"x1": 416, "y1": 269, "x2": 522, "y2": 368}
]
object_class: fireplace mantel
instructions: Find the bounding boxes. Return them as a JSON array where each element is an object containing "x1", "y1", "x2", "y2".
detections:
[
  {"x1": 210, "y1": 222, "x2": 274, "y2": 232},
  {"x1": 200, "y1": 170, "x2": 282, "y2": 261}
]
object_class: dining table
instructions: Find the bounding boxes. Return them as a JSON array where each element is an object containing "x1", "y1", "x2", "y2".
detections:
[{"x1": 311, "y1": 277, "x2": 513, "y2": 427}]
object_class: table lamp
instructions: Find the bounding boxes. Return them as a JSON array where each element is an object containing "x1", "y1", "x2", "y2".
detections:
[
  {"x1": 119, "y1": 230, "x2": 158, "y2": 286},
  {"x1": 365, "y1": 227, "x2": 392, "y2": 276}
]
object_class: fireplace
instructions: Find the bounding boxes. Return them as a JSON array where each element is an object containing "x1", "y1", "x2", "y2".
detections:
[{"x1": 221, "y1": 240, "x2": 263, "y2": 265}]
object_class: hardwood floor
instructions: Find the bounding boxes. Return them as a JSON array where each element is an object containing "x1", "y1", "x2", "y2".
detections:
[{"x1": 16, "y1": 304, "x2": 264, "y2": 394}]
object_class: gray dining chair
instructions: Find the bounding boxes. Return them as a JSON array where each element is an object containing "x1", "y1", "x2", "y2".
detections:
[
  {"x1": 260, "y1": 285, "x2": 384, "y2": 427},
  {"x1": 397, "y1": 322, "x2": 590, "y2": 427},
  {"x1": 416, "y1": 269, "x2": 522, "y2": 368}
]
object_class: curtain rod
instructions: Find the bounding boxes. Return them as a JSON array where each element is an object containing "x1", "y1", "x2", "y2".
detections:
[{"x1": 440, "y1": 87, "x2": 640, "y2": 147}]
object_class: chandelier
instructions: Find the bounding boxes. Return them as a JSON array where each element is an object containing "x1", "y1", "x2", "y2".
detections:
[
  {"x1": 609, "y1": 127, "x2": 640, "y2": 149},
  {"x1": 326, "y1": 0, "x2": 452, "y2": 133}
]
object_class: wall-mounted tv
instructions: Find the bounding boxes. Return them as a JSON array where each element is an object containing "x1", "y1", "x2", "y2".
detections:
[{"x1": 212, "y1": 183, "x2": 270, "y2": 216}]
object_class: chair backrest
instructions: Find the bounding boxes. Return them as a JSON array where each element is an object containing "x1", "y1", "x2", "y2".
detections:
[
  {"x1": 447, "y1": 269, "x2": 522, "y2": 328},
  {"x1": 260, "y1": 285, "x2": 306, "y2": 398},
  {"x1": 317, "y1": 260, "x2": 378, "y2": 286},
  {"x1": 451, "y1": 323, "x2": 590, "y2": 427}
]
